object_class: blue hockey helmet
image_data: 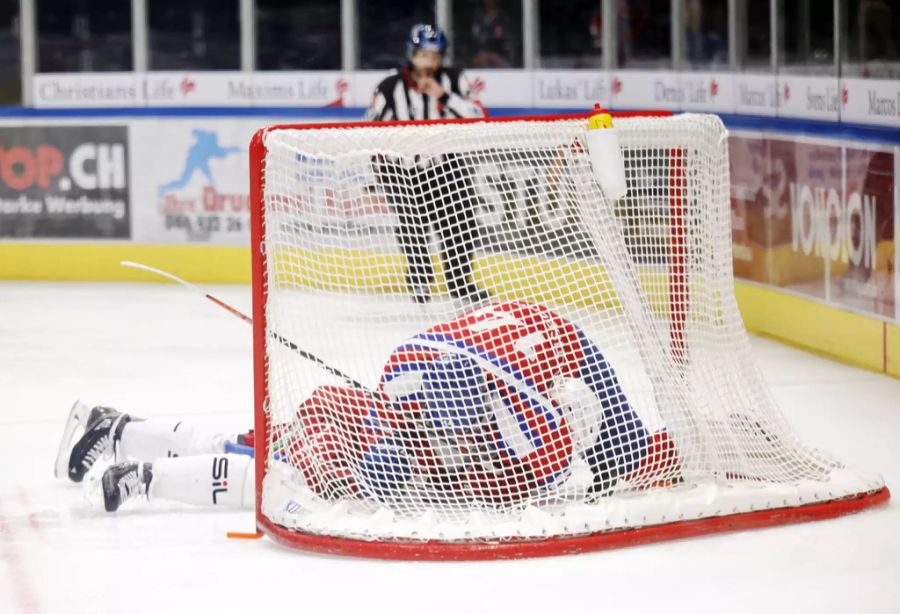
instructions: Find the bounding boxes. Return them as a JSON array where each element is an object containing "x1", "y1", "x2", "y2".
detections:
[{"x1": 406, "y1": 23, "x2": 448, "y2": 58}]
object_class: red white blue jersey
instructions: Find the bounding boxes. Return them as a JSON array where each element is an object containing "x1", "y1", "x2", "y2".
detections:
[{"x1": 376, "y1": 301, "x2": 650, "y2": 501}]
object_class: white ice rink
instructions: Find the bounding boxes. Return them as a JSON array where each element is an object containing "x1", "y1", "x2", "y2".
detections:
[{"x1": 1, "y1": 281, "x2": 898, "y2": 614}]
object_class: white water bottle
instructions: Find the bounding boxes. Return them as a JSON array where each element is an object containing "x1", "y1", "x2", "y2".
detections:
[{"x1": 585, "y1": 107, "x2": 628, "y2": 201}]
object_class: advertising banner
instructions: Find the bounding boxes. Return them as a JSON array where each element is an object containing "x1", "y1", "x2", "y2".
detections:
[
  {"x1": 143, "y1": 72, "x2": 246, "y2": 107},
  {"x1": 145, "y1": 72, "x2": 351, "y2": 108},
  {"x1": 832, "y1": 145, "x2": 895, "y2": 317},
  {"x1": 531, "y1": 70, "x2": 610, "y2": 109},
  {"x1": 349, "y1": 71, "x2": 388, "y2": 108},
  {"x1": 840, "y1": 78, "x2": 900, "y2": 128},
  {"x1": 731, "y1": 131, "x2": 896, "y2": 320},
  {"x1": 33, "y1": 73, "x2": 141, "y2": 108},
  {"x1": 130, "y1": 120, "x2": 260, "y2": 245},
  {"x1": 776, "y1": 74, "x2": 841, "y2": 122},
  {"x1": 34, "y1": 72, "x2": 353, "y2": 109},
  {"x1": 609, "y1": 70, "x2": 681, "y2": 110},
  {"x1": 29, "y1": 70, "x2": 900, "y2": 130},
  {"x1": 464, "y1": 70, "x2": 535, "y2": 108},
  {"x1": 676, "y1": 71, "x2": 734, "y2": 113},
  {"x1": 0, "y1": 125, "x2": 130, "y2": 238},
  {"x1": 732, "y1": 73, "x2": 778, "y2": 117},
  {"x1": 729, "y1": 132, "x2": 772, "y2": 282}
]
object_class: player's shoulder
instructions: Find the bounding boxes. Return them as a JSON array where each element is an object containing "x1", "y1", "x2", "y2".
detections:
[
  {"x1": 421, "y1": 301, "x2": 569, "y2": 343},
  {"x1": 489, "y1": 300, "x2": 564, "y2": 322}
]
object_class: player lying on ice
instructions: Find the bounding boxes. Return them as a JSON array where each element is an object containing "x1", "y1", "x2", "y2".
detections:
[{"x1": 57, "y1": 300, "x2": 678, "y2": 512}]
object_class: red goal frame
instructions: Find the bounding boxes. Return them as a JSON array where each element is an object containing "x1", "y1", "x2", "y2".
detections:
[{"x1": 248, "y1": 111, "x2": 890, "y2": 560}]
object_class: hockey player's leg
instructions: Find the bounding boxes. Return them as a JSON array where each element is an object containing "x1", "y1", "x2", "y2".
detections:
[
  {"x1": 432, "y1": 160, "x2": 488, "y2": 303},
  {"x1": 101, "y1": 453, "x2": 254, "y2": 512},
  {"x1": 552, "y1": 375, "x2": 679, "y2": 494},
  {"x1": 118, "y1": 419, "x2": 233, "y2": 461},
  {"x1": 382, "y1": 164, "x2": 434, "y2": 302},
  {"x1": 621, "y1": 429, "x2": 680, "y2": 489},
  {"x1": 396, "y1": 200, "x2": 434, "y2": 302},
  {"x1": 551, "y1": 332, "x2": 655, "y2": 496},
  {"x1": 61, "y1": 401, "x2": 237, "y2": 483}
]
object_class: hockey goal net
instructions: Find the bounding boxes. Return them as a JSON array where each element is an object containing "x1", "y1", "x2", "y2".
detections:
[{"x1": 250, "y1": 111, "x2": 888, "y2": 559}]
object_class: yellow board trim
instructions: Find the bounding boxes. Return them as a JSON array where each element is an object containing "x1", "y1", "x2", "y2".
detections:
[
  {"x1": 886, "y1": 322, "x2": 900, "y2": 379},
  {"x1": 0, "y1": 243, "x2": 252, "y2": 283},
  {"x1": 734, "y1": 281, "x2": 886, "y2": 373},
  {"x1": 2, "y1": 242, "x2": 897, "y2": 379},
  {"x1": 267, "y1": 247, "x2": 643, "y2": 311}
]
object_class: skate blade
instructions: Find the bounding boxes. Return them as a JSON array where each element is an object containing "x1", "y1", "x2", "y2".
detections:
[
  {"x1": 54, "y1": 400, "x2": 92, "y2": 479},
  {"x1": 82, "y1": 470, "x2": 107, "y2": 508}
]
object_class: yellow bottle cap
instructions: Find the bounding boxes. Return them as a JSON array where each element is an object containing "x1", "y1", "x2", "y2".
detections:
[{"x1": 588, "y1": 112, "x2": 613, "y2": 130}]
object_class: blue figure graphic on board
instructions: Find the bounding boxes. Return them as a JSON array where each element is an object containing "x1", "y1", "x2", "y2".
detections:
[{"x1": 158, "y1": 129, "x2": 241, "y2": 197}]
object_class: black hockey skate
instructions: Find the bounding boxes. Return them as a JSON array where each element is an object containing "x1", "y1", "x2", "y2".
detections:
[
  {"x1": 102, "y1": 462, "x2": 153, "y2": 512},
  {"x1": 67, "y1": 406, "x2": 132, "y2": 483}
]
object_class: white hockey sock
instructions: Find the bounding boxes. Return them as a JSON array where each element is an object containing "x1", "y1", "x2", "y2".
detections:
[
  {"x1": 118, "y1": 419, "x2": 231, "y2": 461},
  {"x1": 149, "y1": 454, "x2": 254, "y2": 509}
]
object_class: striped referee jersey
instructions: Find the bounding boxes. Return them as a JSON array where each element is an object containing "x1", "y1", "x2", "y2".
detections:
[{"x1": 365, "y1": 66, "x2": 486, "y2": 121}]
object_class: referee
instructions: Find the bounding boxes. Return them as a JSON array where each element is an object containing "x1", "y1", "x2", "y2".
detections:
[{"x1": 366, "y1": 24, "x2": 489, "y2": 304}]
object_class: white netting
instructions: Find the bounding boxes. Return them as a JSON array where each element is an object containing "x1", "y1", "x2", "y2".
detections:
[{"x1": 256, "y1": 113, "x2": 883, "y2": 543}]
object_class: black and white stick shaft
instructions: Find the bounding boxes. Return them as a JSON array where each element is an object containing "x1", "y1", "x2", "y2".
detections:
[{"x1": 119, "y1": 261, "x2": 367, "y2": 390}]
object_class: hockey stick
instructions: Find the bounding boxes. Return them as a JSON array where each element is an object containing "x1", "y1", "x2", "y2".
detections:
[{"x1": 119, "y1": 261, "x2": 368, "y2": 390}]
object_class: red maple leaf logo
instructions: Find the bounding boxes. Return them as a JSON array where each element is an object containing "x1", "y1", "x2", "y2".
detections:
[
  {"x1": 709, "y1": 79, "x2": 719, "y2": 98},
  {"x1": 469, "y1": 77, "x2": 486, "y2": 96},
  {"x1": 611, "y1": 77, "x2": 623, "y2": 94},
  {"x1": 842, "y1": 85, "x2": 848, "y2": 106},
  {"x1": 180, "y1": 78, "x2": 196, "y2": 96},
  {"x1": 783, "y1": 83, "x2": 790, "y2": 101}
]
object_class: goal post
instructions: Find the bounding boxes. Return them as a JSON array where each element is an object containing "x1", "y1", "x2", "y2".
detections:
[{"x1": 249, "y1": 111, "x2": 888, "y2": 560}]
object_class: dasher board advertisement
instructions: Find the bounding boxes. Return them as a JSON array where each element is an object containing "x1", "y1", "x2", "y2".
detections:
[{"x1": 0, "y1": 125, "x2": 130, "y2": 239}]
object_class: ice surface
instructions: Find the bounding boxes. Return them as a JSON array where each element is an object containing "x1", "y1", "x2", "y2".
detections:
[{"x1": 0, "y1": 281, "x2": 897, "y2": 614}]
